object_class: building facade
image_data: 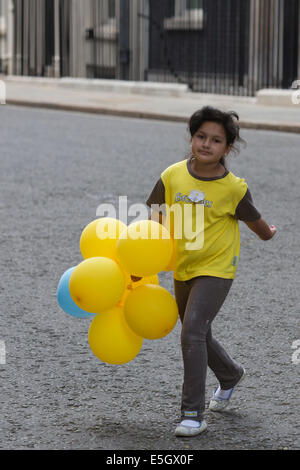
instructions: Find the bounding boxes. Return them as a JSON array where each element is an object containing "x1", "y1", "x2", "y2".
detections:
[{"x1": 0, "y1": 0, "x2": 299, "y2": 96}]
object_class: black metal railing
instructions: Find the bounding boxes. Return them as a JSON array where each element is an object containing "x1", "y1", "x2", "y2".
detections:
[
  {"x1": 7, "y1": 0, "x2": 300, "y2": 96},
  {"x1": 142, "y1": 0, "x2": 299, "y2": 95}
]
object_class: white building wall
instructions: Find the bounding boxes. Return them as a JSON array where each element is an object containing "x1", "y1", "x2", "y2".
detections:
[{"x1": 0, "y1": 0, "x2": 14, "y2": 74}]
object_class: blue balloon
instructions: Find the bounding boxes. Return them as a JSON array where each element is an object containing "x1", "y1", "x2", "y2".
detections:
[{"x1": 57, "y1": 267, "x2": 95, "y2": 319}]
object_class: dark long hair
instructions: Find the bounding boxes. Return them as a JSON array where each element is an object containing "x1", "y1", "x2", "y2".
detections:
[{"x1": 188, "y1": 106, "x2": 246, "y2": 168}]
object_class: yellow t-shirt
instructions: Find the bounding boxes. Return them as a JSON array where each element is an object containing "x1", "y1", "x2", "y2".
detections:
[{"x1": 149, "y1": 159, "x2": 249, "y2": 281}]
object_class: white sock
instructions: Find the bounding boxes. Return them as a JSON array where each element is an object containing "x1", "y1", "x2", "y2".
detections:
[
  {"x1": 180, "y1": 420, "x2": 201, "y2": 428},
  {"x1": 214, "y1": 385, "x2": 233, "y2": 400}
]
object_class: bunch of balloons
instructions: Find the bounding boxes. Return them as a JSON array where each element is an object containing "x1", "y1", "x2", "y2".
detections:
[{"x1": 57, "y1": 217, "x2": 178, "y2": 365}]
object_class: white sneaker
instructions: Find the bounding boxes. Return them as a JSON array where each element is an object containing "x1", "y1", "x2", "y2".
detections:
[
  {"x1": 209, "y1": 368, "x2": 246, "y2": 412},
  {"x1": 175, "y1": 419, "x2": 207, "y2": 437}
]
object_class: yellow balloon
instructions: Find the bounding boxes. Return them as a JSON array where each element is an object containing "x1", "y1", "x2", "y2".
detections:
[
  {"x1": 118, "y1": 274, "x2": 160, "y2": 307},
  {"x1": 116, "y1": 220, "x2": 173, "y2": 277},
  {"x1": 80, "y1": 218, "x2": 127, "y2": 261},
  {"x1": 69, "y1": 257, "x2": 126, "y2": 314},
  {"x1": 88, "y1": 306, "x2": 143, "y2": 365},
  {"x1": 163, "y1": 242, "x2": 176, "y2": 272},
  {"x1": 124, "y1": 284, "x2": 178, "y2": 340}
]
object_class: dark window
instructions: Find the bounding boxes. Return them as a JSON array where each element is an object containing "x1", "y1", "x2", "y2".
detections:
[
  {"x1": 108, "y1": 0, "x2": 116, "y2": 18},
  {"x1": 187, "y1": 0, "x2": 203, "y2": 9}
]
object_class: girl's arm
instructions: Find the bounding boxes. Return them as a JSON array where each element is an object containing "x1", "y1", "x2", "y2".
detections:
[
  {"x1": 148, "y1": 210, "x2": 164, "y2": 224},
  {"x1": 131, "y1": 210, "x2": 164, "y2": 282},
  {"x1": 244, "y1": 218, "x2": 277, "y2": 241}
]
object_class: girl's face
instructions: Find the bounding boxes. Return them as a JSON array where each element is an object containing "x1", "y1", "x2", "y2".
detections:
[{"x1": 190, "y1": 121, "x2": 232, "y2": 166}]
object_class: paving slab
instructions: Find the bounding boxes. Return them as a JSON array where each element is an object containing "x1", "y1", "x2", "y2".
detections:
[{"x1": 1, "y1": 75, "x2": 300, "y2": 133}]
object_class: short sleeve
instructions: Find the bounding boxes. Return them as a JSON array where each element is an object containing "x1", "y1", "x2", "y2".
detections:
[
  {"x1": 235, "y1": 188, "x2": 261, "y2": 222},
  {"x1": 146, "y1": 177, "x2": 166, "y2": 209}
]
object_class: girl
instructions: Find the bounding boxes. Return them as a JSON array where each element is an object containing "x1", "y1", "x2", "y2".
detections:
[{"x1": 146, "y1": 106, "x2": 277, "y2": 437}]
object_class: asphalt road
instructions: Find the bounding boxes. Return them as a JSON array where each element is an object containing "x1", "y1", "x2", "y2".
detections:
[{"x1": 0, "y1": 105, "x2": 299, "y2": 450}]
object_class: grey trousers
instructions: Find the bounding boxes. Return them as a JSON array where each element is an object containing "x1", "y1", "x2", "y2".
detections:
[{"x1": 174, "y1": 276, "x2": 244, "y2": 421}]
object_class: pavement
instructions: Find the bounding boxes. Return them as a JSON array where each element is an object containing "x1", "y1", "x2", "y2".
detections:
[{"x1": 1, "y1": 75, "x2": 300, "y2": 134}]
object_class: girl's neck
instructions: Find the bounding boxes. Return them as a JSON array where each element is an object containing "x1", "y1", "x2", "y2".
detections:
[{"x1": 190, "y1": 156, "x2": 226, "y2": 178}]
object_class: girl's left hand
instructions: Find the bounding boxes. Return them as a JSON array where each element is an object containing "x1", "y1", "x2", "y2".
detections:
[
  {"x1": 131, "y1": 275, "x2": 143, "y2": 282},
  {"x1": 269, "y1": 225, "x2": 277, "y2": 238}
]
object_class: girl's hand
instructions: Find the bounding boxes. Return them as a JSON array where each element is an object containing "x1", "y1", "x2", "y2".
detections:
[
  {"x1": 131, "y1": 275, "x2": 143, "y2": 282},
  {"x1": 269, "y1": 225, "x2": 277, "y2": 238},
  {"x1": 245, "y1": 218, "x2": 277, "y2": 240}
]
